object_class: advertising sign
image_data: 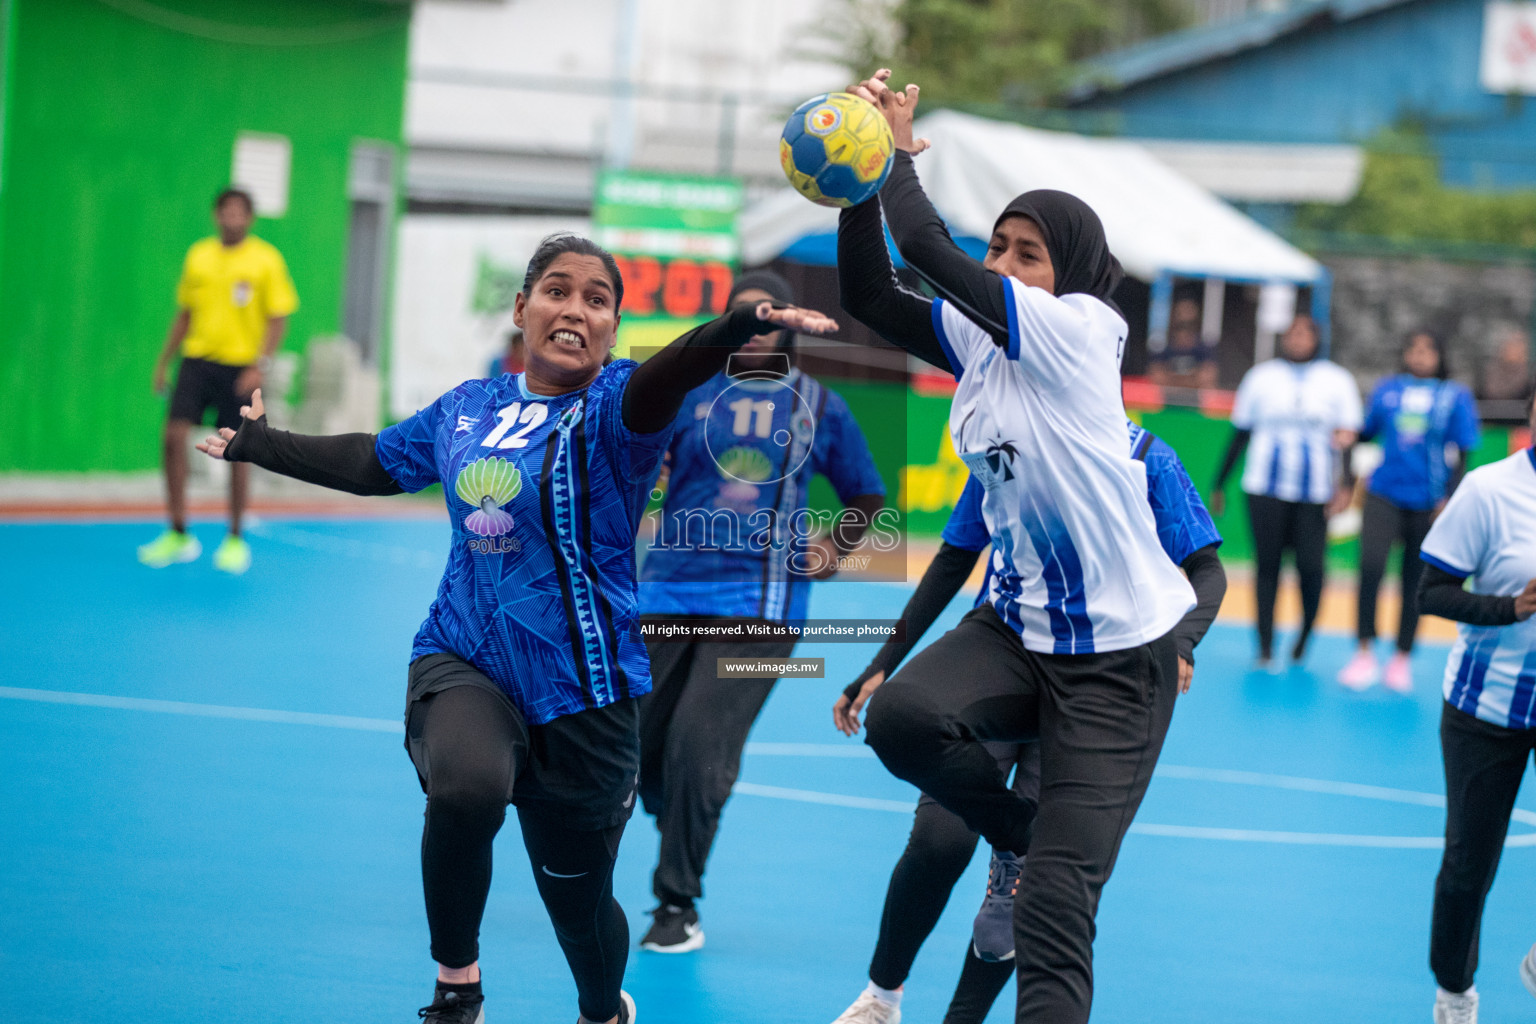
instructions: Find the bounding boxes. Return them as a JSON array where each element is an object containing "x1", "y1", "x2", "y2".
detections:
[
  {"x1": 1482, "y1": 2, "x2": 1536, "y2": 94},
  {"x1": 592, "y1": 171, "x2": 744, "y2": 357}
]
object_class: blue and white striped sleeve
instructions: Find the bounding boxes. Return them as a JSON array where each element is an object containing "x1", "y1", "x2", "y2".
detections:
[{"x1": 1420, "y1": 474, "x2": 1486, "y2": 579}]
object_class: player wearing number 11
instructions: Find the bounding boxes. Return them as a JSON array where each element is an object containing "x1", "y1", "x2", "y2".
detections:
[{"x1": 194, "y1": 234, "x2": 841, "y2": 1024}]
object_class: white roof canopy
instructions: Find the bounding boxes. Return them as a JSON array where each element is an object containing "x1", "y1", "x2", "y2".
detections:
[{"x1": 740, "y1": 109, "x2": 1323, "y2": 284}]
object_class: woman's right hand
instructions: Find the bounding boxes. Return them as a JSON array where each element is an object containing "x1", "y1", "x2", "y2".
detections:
[
  {"x1": 755, "y1": 300, "x2": 839, "y2": 336},
  {"x1": 195, "y1": 387, "x2": 266, "y2": 460},
  {"x1": 833, "y1": 669, "x2": 885, "y2": 736},
  {"x1": 1209, "y1": 490, "x2": 1226, "y2": 518},
  {"x1": 1515, "y1": 578, "x2": 1536, "y2": 621},
  {"x1": 848, "y1": 69, "x2": 930, "y2": 155}
]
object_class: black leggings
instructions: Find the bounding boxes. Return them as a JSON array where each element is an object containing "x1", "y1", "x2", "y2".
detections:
[
  {"x1": 1431, "y1": 703, "x2": 1536, "y2": 994},
  {"x1": 1247, "y1": 493, "x2": 1328, "y2": 660},
  {"x1": 408, "y1": 684, "x2": 629, "y2": 1022},
  {"x1": 868, "y1": 743, "x2": 1039, "y2": 1022},
  {"x1": 866, "y1": 605, "x2": 1178, "y2": 1024},
  {"x1": 1357, "y1": 491, "x2": 1434, "y2": 653}
]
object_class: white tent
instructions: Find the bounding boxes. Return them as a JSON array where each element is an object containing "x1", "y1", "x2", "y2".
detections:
[{"x1": 740, "y1": 109, "x2": 1322, "y2": 285}]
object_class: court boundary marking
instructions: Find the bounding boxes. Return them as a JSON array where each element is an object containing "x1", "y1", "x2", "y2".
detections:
[{"x1": 5, "y1": 685, "x2": 1529, "y2": 849}]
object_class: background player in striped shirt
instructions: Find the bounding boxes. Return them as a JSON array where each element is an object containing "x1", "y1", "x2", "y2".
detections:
[
  {"x1": 837, "y1": 70, "x2": 1198, "y2": 1023},
  {"x1": 195, "y1": 233, "x2": 839, "y2": 1024},
  {"x1": 826, "y1": 421, "x2": 1226, "y2": 1024},
  {"x1": 1212, "y1": 316, "x2": 1363, "y2": 670},
  {"x1": 1417, "y1": 392, "x2": 1536, "y2": 1024},
  {"x1": 634, "y1": 270, "x2": 886, "y2": 952}
]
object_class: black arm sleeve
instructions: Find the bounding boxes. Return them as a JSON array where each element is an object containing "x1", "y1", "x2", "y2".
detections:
[
  {"x1": 1417, "y1": 564, "x2": 1519, "y2": 627},
  {"x1": 622, "y1": 303, "x2": 785, "y2": 434},
  {"x1": 222, "y1": 417, "x2": 403, "y2": 496},
  {"x1": 835, "y1": 197, "x2": 951, "y2": 372},
  {"x1": 1447, "y1": 448, "x2": 1469, "y2": 497},
  {"x1": 843, "y1": 541, "x2": 983, "y2": 700},
  {"x1": 1213, "y1": 428, "x2": 1252, "y2": 492},
  {"x1": 879, "y1": 151, "x2": 1013, "y2": 346},
  {"x1": 1171, "y1": 544, "x2": 1227, "y2": 665}
]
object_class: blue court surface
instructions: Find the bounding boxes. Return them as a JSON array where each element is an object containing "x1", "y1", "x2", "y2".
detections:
[{"x1": 5, "y1": 518, "x2": 1536, "y2": 1023}]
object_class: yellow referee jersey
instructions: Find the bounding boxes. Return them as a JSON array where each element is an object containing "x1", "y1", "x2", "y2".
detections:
[{"x1": 175, "y1": 235, "x2": 299, "y2": 366}]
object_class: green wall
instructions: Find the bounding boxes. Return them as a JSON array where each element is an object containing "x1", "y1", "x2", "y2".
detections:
[{"x1": 0, "y1": 0, "x2": 409, "y2": 471}]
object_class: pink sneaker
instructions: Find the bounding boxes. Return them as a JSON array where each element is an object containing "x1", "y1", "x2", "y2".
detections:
[
  {"x1": 1338, "y1": 650, "x2": 1379, "y2": 691},
  {"x1": 1383, "y1": 653, "x2": 1413, "y2": 693}
]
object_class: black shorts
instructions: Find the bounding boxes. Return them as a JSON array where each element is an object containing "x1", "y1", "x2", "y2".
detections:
[
  {"x1": 404, "y1": 652, "x2": 641, "y2": 831},
  {"x1": 169, "y1": 356, "x2": 251, "y2": 431}
]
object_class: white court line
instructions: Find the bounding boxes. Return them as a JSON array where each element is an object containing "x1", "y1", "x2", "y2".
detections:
[
  {"x1": 8, "y1": 685, "x2": 1535, "y2": 848},
  {"x1": 0, "y1": 686, "x2": 401, "y2": 733}
]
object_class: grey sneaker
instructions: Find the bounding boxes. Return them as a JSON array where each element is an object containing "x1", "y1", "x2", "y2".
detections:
[
  {"x1": 1433, "y1": 986, "x2": 1477, "y2": 1024},
  {"x1": 972, "y1": 850, "x2": 1022, "y2": 962}
]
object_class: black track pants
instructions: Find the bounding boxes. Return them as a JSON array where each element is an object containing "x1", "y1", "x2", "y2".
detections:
[
  {"x1": 406, "y1": 681, "x2": 631, "y2": 1023},
  {"x1": 1246, "y1": 493, "x2": 1328, "y2": 660},
  {"x1": 638, "y1": 631, "x2": 796, "y2": 906},
  {"x1": 865, "y1": 605, "x2": 1178, "y2": 1024},
  {"x1": 1356, "y1": 491, "x2": 1435, "y2": 653},
  {"x1": 1430, "y1": 703, "x2": 1536, "y2": 994},
  {"x1": 867, "y1": 743, "x2": 1040, "y2": 995}
]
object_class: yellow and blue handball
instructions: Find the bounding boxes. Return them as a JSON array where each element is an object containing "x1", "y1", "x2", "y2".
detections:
[{"x1": 780, "y1": 92, "x2": 894, "y2": 208}]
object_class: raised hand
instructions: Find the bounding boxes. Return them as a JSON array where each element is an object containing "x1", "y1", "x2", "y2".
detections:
[
  {"x1": 847, "y1": 69, "x2": 930, "y2": 155},
  {"x1": 195, "y1": 387, "x2": 267, "y2": 460},
  {"x1": 755, "y1": 300, "x2": 839, "y2": 336}
]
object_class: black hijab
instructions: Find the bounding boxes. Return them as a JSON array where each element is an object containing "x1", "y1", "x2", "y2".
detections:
[{"x1": 994, "y1": 190, "x2": 1123, "y2": 314}]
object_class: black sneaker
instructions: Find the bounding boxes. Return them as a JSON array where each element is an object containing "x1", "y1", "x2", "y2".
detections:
[
  {"x1": 418, "y1": 988, "x2": 485, "y2": 1024},
  {"x1": 639, "y1": 903, "x2": 704, "y2": 952}
]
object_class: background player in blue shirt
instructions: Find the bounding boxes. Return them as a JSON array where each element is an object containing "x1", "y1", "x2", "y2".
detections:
[
  {"x1": 1338, "y1": 330, "x2": 1481, "y2": 693},
  {"x1": 825, "y1": 422, "x2": 1226, "y2": 1024},
  {"x1": 196, "y1": 234, "x2": 840, "y2": 1024},
  {"x1": 635, "y1": 270, "x2": 887, "y2": 952}
]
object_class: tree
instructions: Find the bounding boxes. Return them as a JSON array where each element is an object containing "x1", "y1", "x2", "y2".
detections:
[{"x1": 817, "y1": 0, "x2": 1191, "y2": 107}]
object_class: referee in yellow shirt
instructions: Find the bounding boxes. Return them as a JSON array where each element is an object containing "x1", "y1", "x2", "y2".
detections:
[{"x1": 139, "y1": 188, "x2": 298, "y2": 574}]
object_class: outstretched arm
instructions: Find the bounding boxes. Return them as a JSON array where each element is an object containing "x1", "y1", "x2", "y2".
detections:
[
  {"x1": 198, "y1": 389, "x2": 403, "y2": 496},
  {"x1": 621, "y1": 301, "x2": 838, "y2": 435},
  {"x1": 836, "y1": 197, "x2": 951, "y2": 372}
]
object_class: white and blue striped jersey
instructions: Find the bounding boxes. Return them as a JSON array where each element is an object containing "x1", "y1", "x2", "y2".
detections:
[
  {"x1": 1420, "y1": 448, "x2": 1536, "y2": 729},
  {"x1": 1231, "y1": 358, "x2": 1363, "y2": 504},
  {"x1": 931, "y1": 279, "x2": 1195, "y2": 655}
]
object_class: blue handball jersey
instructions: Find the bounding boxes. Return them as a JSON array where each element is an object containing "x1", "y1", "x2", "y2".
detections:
[
  {"x1": 639, "y1": 369, "x2": 885, "y2": 623},
  {"x1": 375, "y1": 362, "x2": 671, "y2": 725},
  {"x1": 943, "y1": 421, "x2": 1221, "y2": 605},
  {"x1": 1362, "y1": 375, "x2": 1480, "y2": 511}
]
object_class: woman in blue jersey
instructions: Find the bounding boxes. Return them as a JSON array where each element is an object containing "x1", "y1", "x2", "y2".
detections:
[
  {"x1": 826, "y1": 422, "x2": 1226, "y2": 1024},
  {"x1": 1338, "y1": 330, "x2": 1480, "y2": 692},
  {"x1": 1416, "y1": 393, "x2": 1536, "y2": 1024},
  {"x1": 195, "y1": 234, "x2": 839, "y2": 1024},
  {"x1": 835, "y1": 71, "x2": 1198, "y2": 1024},
  {"x1": 1212, "y1": 316, "x2": 1363, "y2": 670},
  {"x1": 634, "y1": 270, "x2": 886, "y2": 952}
]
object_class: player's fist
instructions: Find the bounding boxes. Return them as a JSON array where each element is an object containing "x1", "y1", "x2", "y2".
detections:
[{"x1": 1515, "y1": 578, "x2": 1536, "y2": 622}]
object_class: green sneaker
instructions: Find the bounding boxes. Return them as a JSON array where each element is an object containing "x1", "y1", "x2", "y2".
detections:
[
  {"x1": 213, "y1": 534, "x2": 252, "y2": 575},
  {"x1": 137, "y1": 529, "x2": 202, "y2": 568}
]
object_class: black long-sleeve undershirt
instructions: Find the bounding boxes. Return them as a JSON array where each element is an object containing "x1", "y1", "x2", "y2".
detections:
[
  {"x1": 1417, "y1": 564, "x2": 1520, "y2": 627},
  {"x1": 220, "y1": 305, "x2": 782, "y2": 489},
  {"x1": 843, "y1": 541, "x2": 1228, "y2": 701},
  {"x1": 1213, "y1": 428, "x2": 1251, "y2": 493},
  {"x1": 836, "y1": 197, "x2": 951, "y2": 372},
  {"x1": 878, "y1": 150, "x2": 1013, "y2": 345}
]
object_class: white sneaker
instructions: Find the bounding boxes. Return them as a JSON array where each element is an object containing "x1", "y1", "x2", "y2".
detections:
[
  {"x1": 1521, "y1": 943, "x2": 1536, "y2": 999},
  {"x1": 1434, "y1": 986, "x2": 1477, "y2": 1024},
  {"x1": 830, "y1": 992, "x2": 900, "y2": 1024}
]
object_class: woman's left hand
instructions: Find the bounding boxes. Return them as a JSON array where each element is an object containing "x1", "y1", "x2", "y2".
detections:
[
  {"x1": 1177, "y1": 658, "x2": 1193, "y2": 694},
  {"x1": 755, "y1": 301, "x2": 839, "y2": 336},
  {"x1": 196, "y1": 387, "x2": 266, "y2": 460},
  {"x1": 848, "y1": 69, "x2": 930, "y2": 155}
]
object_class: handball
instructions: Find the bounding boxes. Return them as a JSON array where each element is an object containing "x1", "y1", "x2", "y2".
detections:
[{"x1": 779, "y1": 92, "x2": 894, "y2": 208}]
